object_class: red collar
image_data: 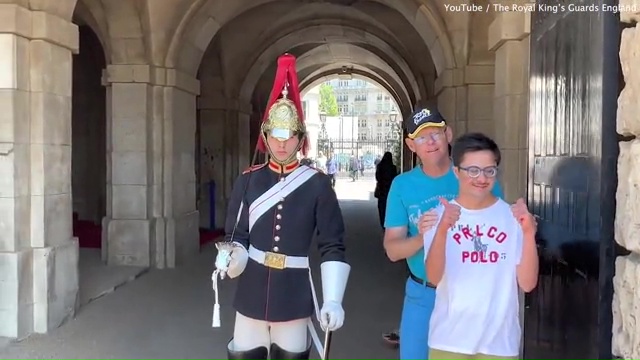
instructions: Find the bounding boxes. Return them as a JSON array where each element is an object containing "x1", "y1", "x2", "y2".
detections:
[{"x1": 268, "y1": 159, "x2": 300, "y2": 174}]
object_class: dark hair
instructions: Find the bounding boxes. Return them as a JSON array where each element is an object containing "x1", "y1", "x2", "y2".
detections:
[
  {"x1": 451, "y1": 132, "x2": 501, "y2": 167},
  {"x1": 381, "y1": 151, "x2": 393, "y2": 164}
]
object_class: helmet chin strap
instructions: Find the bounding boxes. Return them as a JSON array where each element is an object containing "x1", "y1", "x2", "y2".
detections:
[{"x1": 263, "y1": 132, "x2": 306, "y2": 167}]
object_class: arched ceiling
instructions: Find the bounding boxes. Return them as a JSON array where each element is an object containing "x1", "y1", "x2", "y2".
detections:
[
  {"x1": 194, "y1": 0, "x2": 455, "y2": 118},
  {"x1": 170, "y1": 0, "x2": 459, "y2": 116},
  {"x1": 169, "y1": 0, "x2": 456, "y2": 76},
  {"x1": 236, "y1": 23, "x2": 419, "y2": 112},
  {"x1": 248, "y1": 43, "x2": 412, "y2": 112}
]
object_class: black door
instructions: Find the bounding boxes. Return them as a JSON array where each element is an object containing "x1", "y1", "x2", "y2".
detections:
[{"x1": 525, "y1": 0, "x2": 620, "y2": 358}]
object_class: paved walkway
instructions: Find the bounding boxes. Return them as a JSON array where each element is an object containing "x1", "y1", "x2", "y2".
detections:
[{"x1": 0, "y1": 179, "x2": 408, "y2": 359}]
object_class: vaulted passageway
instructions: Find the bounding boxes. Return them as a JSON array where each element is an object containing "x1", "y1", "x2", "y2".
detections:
[
  {"x1": 2, "y1": 0, "x2": 534, "y2": 343},
  {"x1": 191, "y1": 0, "x2": 459, "y2": 234}
]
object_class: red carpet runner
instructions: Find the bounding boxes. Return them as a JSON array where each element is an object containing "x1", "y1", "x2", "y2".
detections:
[{"x1": 73, "y1": 214, "x2": 224, "y2": 249}]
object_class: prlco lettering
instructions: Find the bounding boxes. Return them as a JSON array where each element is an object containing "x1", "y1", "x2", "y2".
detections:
[{"x1": 452, "y1": 225, "x2": 507, "y2": 264}]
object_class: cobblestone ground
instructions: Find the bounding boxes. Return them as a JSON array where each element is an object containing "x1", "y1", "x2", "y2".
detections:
[{"x1": 0, "y1": 178, "x2": 407, "y2": 359}]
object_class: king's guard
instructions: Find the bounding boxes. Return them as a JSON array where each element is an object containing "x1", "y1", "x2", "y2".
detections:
[{"x1": 212, "y1": 53, "x2": 350, "y2": 360}]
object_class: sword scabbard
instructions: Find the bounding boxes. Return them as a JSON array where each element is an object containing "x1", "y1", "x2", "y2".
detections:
[{"x1": 322, "y1": 330, "x2": 333, "y2": 360}]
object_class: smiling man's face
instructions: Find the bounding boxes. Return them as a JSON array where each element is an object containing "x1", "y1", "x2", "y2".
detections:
[{"x1": 405, "y1": 126, "x2": 452, "y2": 165}]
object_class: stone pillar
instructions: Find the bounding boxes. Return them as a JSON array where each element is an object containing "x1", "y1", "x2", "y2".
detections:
[
  {"x1": 163, "y1": 75, "x2": 201, "y2": 267},
  {"x1": 102, "y1": 65, "x2": 200, "y2": 268},
  {"x1": 464, "y1": 68, "x2": 496, "y2": 138},
  {"x1": 0, "y1": 4, "x2": 79, "y2": 337},
  {"x1": 434, "y1": 65, "x2": 496, "y2": 140},
  {"x1": 488, "y1": 11, "x2": 531, "y2": 202},
  {"x1": 612, "y1": 3, "x2": 640, "y2": 358},
  {"x1": 198, "y1": 84, "x2": 252, "y2": 231},
  {"x1": 102, "y1": 66, "x2": 154, "y2": 267},
  {"x1": 435, "y1": 68, "x2": 464, "y2": 137}
]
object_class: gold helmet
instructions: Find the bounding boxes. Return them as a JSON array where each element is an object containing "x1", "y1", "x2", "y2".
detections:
[
  {"x1": 261, "y1": 86, "x2": 305, "y2": 140},
  {"x1": 256, "y1": 54, "x2": 308, "y2": 160}
]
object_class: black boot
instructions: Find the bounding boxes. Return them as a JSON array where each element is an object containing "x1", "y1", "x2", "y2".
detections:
[
  {"x1": 269, "y1": 342, "x2": 311, "y2": 359},
  {"x1": 227, "y1": 338, "x2": 268, "y2": 359}
]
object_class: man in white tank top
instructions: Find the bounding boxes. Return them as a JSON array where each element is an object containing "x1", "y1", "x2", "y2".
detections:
[{"x1": 423, "y1": 132, "x2": 539, "y2": 359}]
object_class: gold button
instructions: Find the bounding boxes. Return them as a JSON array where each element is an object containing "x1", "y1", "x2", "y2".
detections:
[
  {"x1": 276, "y1": 214, "x2": 282, "y2": 220},
  {"x1": 274, "y1": 236, "x2": 280, "y2": 242},
  {"x1": 273, "y1": 246, "x2": 280, "y2": 252},
  {"x1": 276, "y1": 225, "x2": 281, "y2": 230}
]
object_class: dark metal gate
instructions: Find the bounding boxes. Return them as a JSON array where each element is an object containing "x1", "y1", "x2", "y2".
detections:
[
  {"x1": 525, "y1": 0, "x2": 620, "y2": 358},
  {"x1": 318, "y1": 137, "x2": 401, "y2": 179}
]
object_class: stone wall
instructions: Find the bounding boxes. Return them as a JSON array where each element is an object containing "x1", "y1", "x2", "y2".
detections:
[
  {"x1": 488, "y1": 10, "x2": 530, "y2": 203},
  {"x1": 0, "y1": 3, "x2": 80, "y2": 338},
  {"x1": 612, "y1": 2, "x2": 640, "y2": 358}
]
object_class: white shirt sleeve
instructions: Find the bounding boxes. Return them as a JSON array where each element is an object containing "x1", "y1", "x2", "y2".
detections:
[{"x1": 423, "y1": 205, "x2": 445, "y2": 262}]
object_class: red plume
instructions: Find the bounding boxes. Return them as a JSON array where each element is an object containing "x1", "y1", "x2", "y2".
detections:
[{"x1": 256, "y1": 54, "x2": 309, "y2": 156}]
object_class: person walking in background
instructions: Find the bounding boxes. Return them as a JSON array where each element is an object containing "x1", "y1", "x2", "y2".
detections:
[
  {"x1": 349, "y1": 154, "x2": 359, "y2": 181},
  {"x1": 316, "y1": 151, "x2": 327, "y2": 172},
  {"x1": 375, "y1": 151, "x2": 398, "y2": 230},
  {"x1": 326, "y1": 153, "x2": 338, "y2": 188}
]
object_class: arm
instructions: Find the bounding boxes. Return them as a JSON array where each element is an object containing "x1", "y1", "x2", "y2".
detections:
[
  {"x1": 224, "y1": 174, "x2": 250, "y2": 249},
  {"x1": 516, "y1": 229, "x2": 539, "y2": 292},
  {"x1": 424, "y1": 208, "x2": 446, "y2": 285},
  {"x1": 315, "y1": 175, "x2": 351, "y2": 331},
  {"x1": 492, "y1": 180, "x2": 505, "y2": 199},
  {"x1": 382, "y1": 180, "x2": 423, "y2": 261},
  {"x1": 315, "y1": 175, "x2": 347, "y2": 263}
]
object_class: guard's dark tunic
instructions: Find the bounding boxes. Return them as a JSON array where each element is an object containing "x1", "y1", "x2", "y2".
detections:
[{"x1": 224, "y1": 159, "x2": 347, "y2": 322}]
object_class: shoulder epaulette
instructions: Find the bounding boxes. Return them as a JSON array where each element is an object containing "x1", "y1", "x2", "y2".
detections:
[
  {"x1": 242, "y1": 163, "x2": 266, "y2": 174},
  {"x1": 304, "y1": 164, "x2": 325, "y2": 174}
]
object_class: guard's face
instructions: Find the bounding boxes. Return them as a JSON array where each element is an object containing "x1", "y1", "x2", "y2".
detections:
[
  {"x1": 453, "y1": 150, "x2": 498, "y2": 199},
  {"x1": 405, "y1": 126, "x2": 452, "y2": 165},
  {"x1": 267, "y1": 133, "x2": 300, "y2": 162}
]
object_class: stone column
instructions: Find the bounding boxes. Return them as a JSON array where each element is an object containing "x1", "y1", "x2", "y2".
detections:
[
  {"x1": 102, "y1": 66, "x2": 154, "y2": 267},
  {"x1": 102, "y1": 65, "x2": 200, "y2": 268},
  {"x1": 435, "y1": 65, "x2": 496, "y2": 139},
  {"x1": 435, "y1": 68, "x2": 465, "y2": 136},
  {"x1": 163, "y1": 72, "x2": 201, "y2": 267},
  {"x1": 612, "y1": 3, "x2": 640, "y2": 358},
  {"x1": 198, "y1": 86, "x2": 251, "y2": 231},
  {"x1": 488, "y1": 11, "x2": 531, "y2": 202},
  {"x1": 0, "y1": 4, "x2": 79, "y2": 337}
]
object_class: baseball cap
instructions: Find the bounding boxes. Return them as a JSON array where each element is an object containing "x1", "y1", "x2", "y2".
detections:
[{"x1": 404, "y1": 107, "x2": 446, "y2": 139}]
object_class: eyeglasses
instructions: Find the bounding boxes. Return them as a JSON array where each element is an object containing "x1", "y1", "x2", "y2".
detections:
[
  {"x1": 458, "y1": 165, "x2": 499, "y2": 178},
  {"x1": 413, "y1": 132, "x2": 444, "y2": 145}
]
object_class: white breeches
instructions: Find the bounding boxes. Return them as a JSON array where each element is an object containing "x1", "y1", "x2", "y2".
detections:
[{"x1": 231, "y1": 312, "x2": 309, "y2": 353}]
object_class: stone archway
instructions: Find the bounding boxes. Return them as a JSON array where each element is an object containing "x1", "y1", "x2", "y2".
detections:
[
  {"x1": 165, "y1": 0, "x2": 456, "y2": 78},
  {"x1": 183, "y1": 0, "x2": 448, "y2": 233}
]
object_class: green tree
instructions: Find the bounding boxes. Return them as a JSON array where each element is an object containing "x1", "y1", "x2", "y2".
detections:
[{"x1": 319, "y1": 83, "x2": 339, "y2": 116}]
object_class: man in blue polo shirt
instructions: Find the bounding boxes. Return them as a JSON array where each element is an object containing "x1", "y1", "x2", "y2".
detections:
[{"x1": 383, "y1": 107, "x2": 503, "y2": 359}]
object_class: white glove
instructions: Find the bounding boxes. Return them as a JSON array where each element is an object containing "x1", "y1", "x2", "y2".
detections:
[
  {"x1": 215, "y1": 242, "x2": 248, "y2": 279},
  {"x1": 319, "y1": 261, "x2": 351, "y2": 331},
  {"x1": 319, "y1": 301, "x2": 345, "y2": 331}
]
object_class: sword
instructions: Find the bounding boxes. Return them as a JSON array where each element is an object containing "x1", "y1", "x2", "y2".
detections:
[{"x1": 322, "y1": 330, "x2": 332, "y2": 360}]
